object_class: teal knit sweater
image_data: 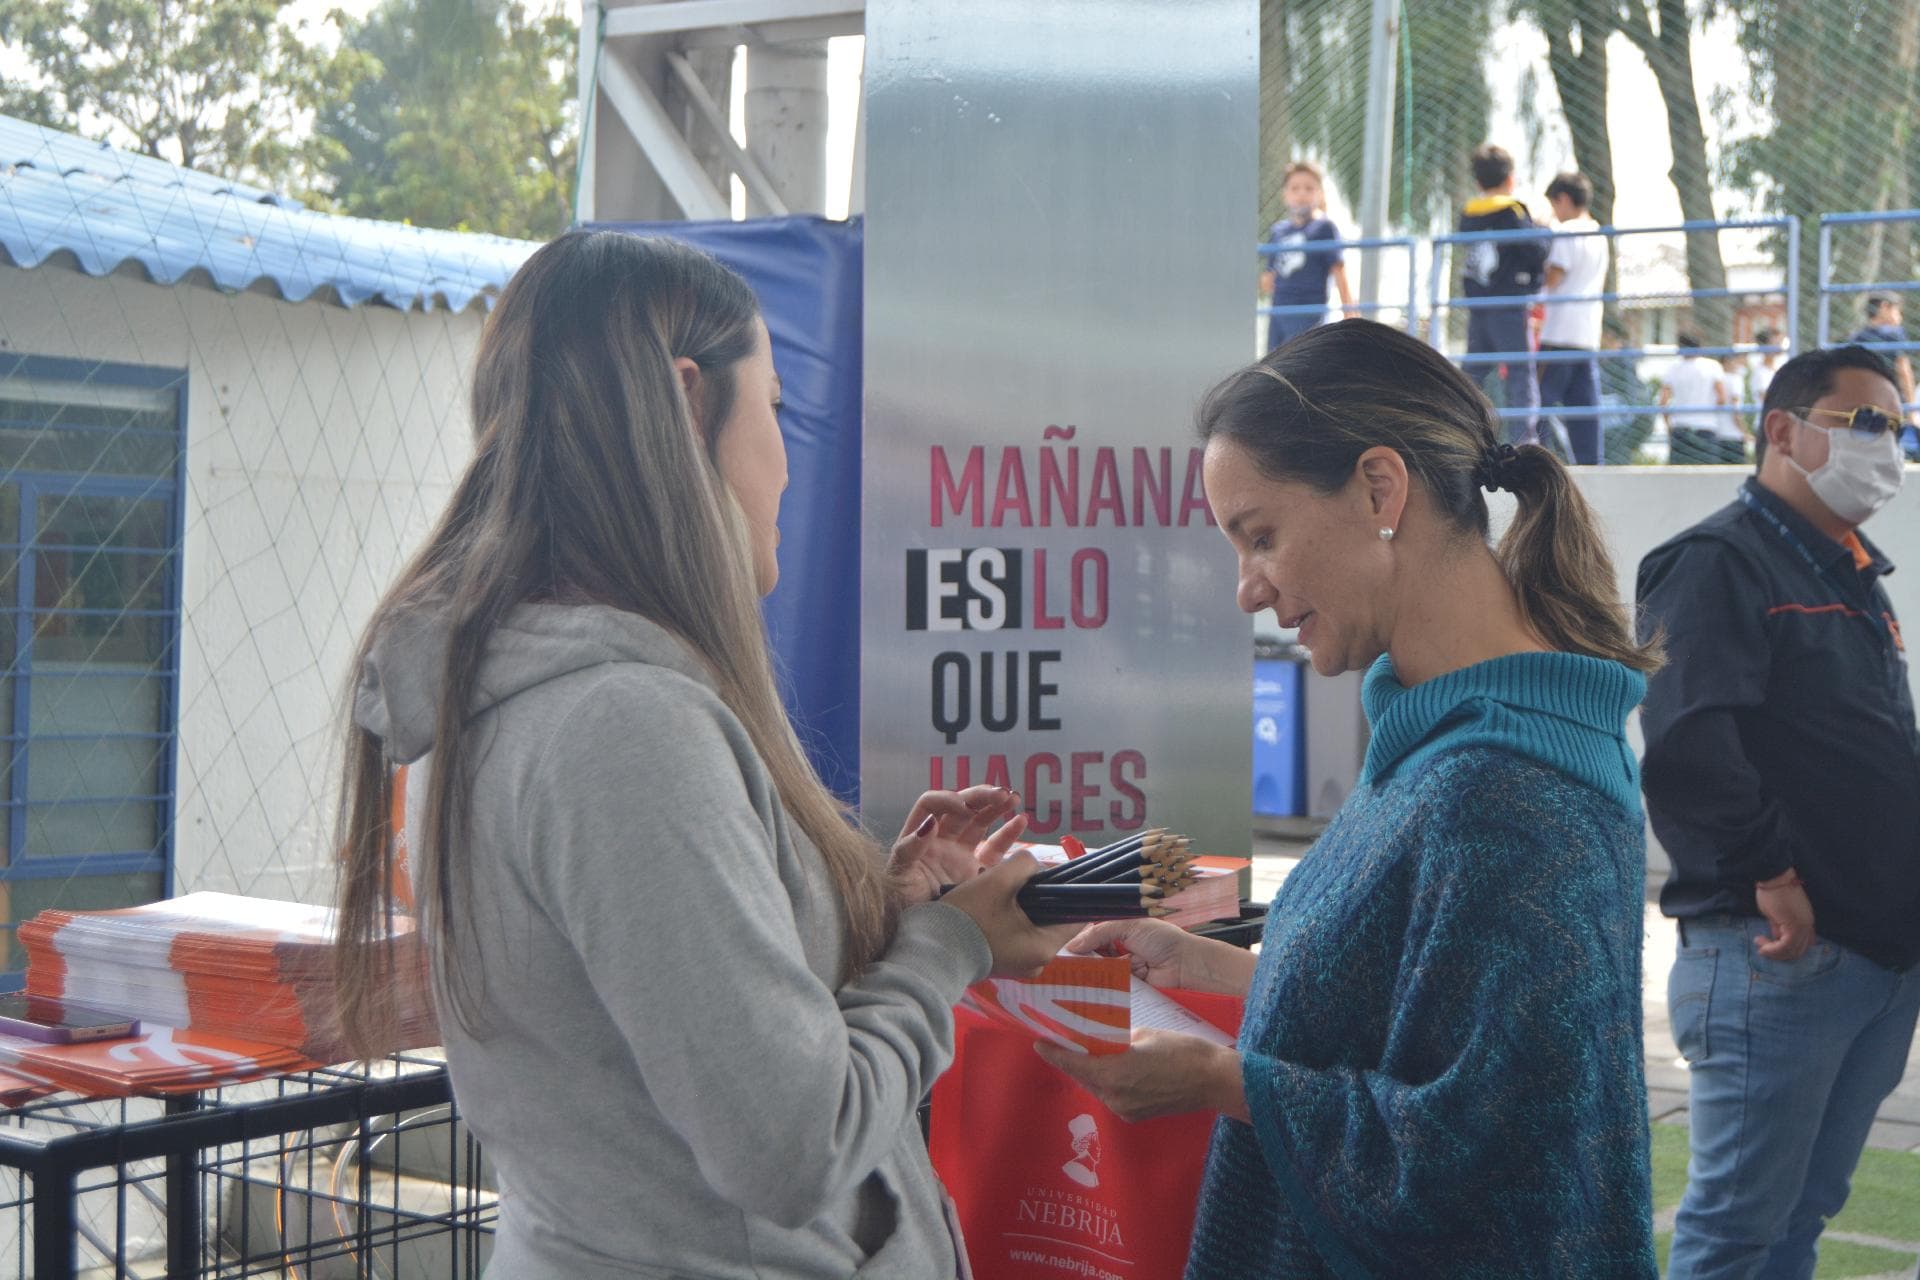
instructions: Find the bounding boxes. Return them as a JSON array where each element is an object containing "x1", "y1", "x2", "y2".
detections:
[{"x1": 1186, "y1": 652, "x2": 1657, "y2": 1279}]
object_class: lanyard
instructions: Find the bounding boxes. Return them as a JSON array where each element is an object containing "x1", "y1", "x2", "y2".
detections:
[
  {"x1": 1738, "y1": 487, "x2": 1907, "y2": 665},
  {"x1": 1738, "y1": 487, "x2": 1857, "y2": 597}
]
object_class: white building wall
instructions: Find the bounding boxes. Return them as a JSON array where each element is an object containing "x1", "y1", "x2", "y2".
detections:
[
  {"x1": 1570, "y1": 469, "x2": 1920, "y2": 670},
  {"x1": 0, "y1": 263, "x2": 482, "y2": 904}
]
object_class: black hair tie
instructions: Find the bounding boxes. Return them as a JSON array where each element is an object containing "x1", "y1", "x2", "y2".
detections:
[{"x1": 1476, "y1": 443, "x2": 1521, "y2": 493}]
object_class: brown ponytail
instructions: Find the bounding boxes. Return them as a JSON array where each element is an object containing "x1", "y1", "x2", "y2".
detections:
[
  {"x1": 1196, "y1": 319, "x2": 1662, "y2": 674},
  {"x1": 1490, "y1": 444, "x2": 1663, "y2": 673}
]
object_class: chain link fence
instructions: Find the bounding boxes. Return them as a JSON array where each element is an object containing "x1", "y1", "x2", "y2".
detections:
[{"x1": 1257, "y1": 0, "x2": 1920, "y2": 459}]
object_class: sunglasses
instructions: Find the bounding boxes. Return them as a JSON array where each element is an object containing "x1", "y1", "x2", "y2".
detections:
[{"x1": 1792, "y1": 406, "x2": 1906, "y2": 440}]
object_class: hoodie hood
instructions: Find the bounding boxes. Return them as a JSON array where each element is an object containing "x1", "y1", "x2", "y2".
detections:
[
  {"x1": 1463, "y1": 193, "x2": 1528, "y2": 217},
  {"x1": 354, "y1": 603, "x2": 714, "y2": 764},
  {"x1": 1359, "y1": 651, "x2": 1646, "y2": 815}
]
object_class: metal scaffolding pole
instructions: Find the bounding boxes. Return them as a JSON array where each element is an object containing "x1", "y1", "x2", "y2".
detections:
[
  {"x1": 1356, "y1": 0, "x2": 1399, "y2": 306},
  {"x1": 581, "y1": 0, "x2": 862, "y2": 222},
  {"x1": 745, "y1": 40, "x2": 830, "y2": 216}
]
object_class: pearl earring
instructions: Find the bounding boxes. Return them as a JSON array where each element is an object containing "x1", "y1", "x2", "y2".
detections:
[{"x1": 1379, "y1": 527, "x2": 1395, "y2": 542}]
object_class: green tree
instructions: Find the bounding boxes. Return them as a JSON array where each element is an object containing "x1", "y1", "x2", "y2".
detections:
[
  {"x1": 315, "y1": 0, "x2": 576, "y2": 240},
  {"x1": 1265, "y1": 0, "x2": 1497, "y2": 233},
  {"x1": 1722, "y1": 0, "x2": 1920, "y2": 346},
  {"x1": 0, "y1": 0, "x2": 365, "y2": 192},
  {"x1": 1517, "y1": 0, "x2": 1616, "y2": 227},
  {"x1": 1618, "y1": 0, "x2": 1730, "y2": 343},
  {"x1": 1258, "y1": 0, "x2": 1293, "y2": 235},
  {"x1": 1512, "y1": 0, "x2": 1623, "y2": 332}
]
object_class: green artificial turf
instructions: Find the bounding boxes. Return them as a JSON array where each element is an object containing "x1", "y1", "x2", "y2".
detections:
[{"x1": 1650, "y1": 1121, "x2": 1920, "y2": 1278}]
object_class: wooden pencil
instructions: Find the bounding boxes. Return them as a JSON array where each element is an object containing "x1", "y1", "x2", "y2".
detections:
[{"x1": 1036, "y1": 831, "x2": 1162, "y2": 884}]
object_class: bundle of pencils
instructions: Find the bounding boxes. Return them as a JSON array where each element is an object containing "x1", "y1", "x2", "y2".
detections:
[{"x1": 1014, "y1": 829, "x2": 1195, "y2": 924}]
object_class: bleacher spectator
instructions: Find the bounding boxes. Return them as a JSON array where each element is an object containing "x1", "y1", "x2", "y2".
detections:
[
  {"x1": 1260, "y1": 162, "x2": 1358, "y2": 352},
  {"x1": 1846, "y1": 295, "x2": 1917, "y2": 446},
  {"x1": 1459, "y1": 145, "x2": 1550, "y2": 444},
  {"x1": 1750, "y1": 326, "x2": 1784, "y2": 403},
  {"x1": 1539, "y1": 172, "x2": 1607, "y2": 464},
  {"x1": 1661, "y1": 332, "x2": 1740, "y2": 463},
  {"x1": 1600, "y1": 321, "x2": 1656, "y2": 463},
  {"x1": 1719, "y1": 353, "x2": 1753, "y2": 439}
]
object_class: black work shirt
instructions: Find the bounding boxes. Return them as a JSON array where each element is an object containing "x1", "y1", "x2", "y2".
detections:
[{"x1": 1637, "y1": 478, "x2": 1920, "y2": 971}]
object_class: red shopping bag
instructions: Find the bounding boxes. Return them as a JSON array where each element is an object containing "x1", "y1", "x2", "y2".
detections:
[{"x1": 929, "y1": 988, "x2": 1243, "y2": 1280}]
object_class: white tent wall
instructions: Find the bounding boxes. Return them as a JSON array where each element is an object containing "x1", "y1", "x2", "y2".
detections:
[{"x1": 0, "y1": 262, "x2": 482, "y2": 905}]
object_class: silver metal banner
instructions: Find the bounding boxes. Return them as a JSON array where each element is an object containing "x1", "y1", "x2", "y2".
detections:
[{"x1": 861, "y1": 0, "x2": 1257, "y2": 856}]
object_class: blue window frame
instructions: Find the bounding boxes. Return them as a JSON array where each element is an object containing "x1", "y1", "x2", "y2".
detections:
[{"x1": 0, "y1": 354, "x2": 186, "y2": 986}]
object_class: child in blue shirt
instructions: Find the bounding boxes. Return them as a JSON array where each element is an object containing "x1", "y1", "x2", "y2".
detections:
[{"x1": 1261, "y1": 162, "x2": 1358, "y2": 351}]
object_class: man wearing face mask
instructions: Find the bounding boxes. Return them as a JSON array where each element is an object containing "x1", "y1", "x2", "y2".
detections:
[{"x1": 1638, "y1": 344, "x2": 1920, "y2": 1280}]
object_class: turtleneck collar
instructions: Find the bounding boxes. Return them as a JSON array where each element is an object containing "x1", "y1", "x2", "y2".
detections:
[{"x1": 1359, "y1": 651, "x2": 1647, "y2": 815}]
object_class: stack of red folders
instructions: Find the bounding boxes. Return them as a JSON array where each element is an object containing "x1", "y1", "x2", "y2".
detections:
[
  {"x1": 1010, "y1": 830, "x2": 1241, "y2": 926},
  {"x1": 0, "y1": 1026, "x2": 313, "y2": 1097},
  {"x1": 17, "y1": 892, "x2": 436, "y2": 1064}
]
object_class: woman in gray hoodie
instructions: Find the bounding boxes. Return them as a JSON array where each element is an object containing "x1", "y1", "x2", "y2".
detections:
[{"x1": 332, "y1": 231, "x2": 1072, "y2": 1279}]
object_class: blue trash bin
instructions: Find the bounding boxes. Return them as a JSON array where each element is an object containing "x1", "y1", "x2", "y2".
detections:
[{"x1": 1252, "y1": 658, "x2": 1305, "y2": 817}]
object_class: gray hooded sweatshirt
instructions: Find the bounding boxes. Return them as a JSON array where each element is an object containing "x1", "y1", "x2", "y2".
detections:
[{"x1": 354, "y1": 603, "x2": 990, "y2": 1279}]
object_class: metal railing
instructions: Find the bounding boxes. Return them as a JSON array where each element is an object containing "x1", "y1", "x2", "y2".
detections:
[
  {"x1": 1817, "y1": 210, "x2": 1920, "y2": 416},
  {"x1": 1817, "y1": 210, "x2": 1920, "y2": 345},
  {"x1": 1257, "y1": 234, "x2": 1419, "y2": 333},
  {"x1": 1253, "y1": 214, "x2": 1827, "y2": 460},
  {"x1": 1424, "y1": 218, "x2": 1798, "y2": 432},
  {"x1": 1254, "y1": 209, "x2": 1920, "y2": 458},
  {"x1": 0, "y1": 1053, "x2": 494, "y2": 1278}
]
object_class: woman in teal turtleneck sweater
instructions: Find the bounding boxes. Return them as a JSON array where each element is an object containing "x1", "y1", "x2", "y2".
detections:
[{"x1": 1041, "y1": 320, "x2": 1661, "y2": 1278}]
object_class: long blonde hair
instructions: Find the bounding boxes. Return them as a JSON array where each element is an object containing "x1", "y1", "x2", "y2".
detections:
[{"x1": 333, "y1": 231, "x2": 896, "y2": 1055}]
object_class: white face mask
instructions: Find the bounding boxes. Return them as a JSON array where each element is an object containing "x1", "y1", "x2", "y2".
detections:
[{"x1": 1787, "y1": 417, "x2": 1905, "y2": 525}]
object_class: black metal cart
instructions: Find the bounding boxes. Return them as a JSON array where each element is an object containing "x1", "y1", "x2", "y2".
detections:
[{"x1": 0, "y1": 1051, "x2": 494, "y2": 1278}]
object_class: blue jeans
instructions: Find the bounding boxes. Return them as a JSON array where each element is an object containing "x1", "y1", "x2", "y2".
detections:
[
  {"x1": 1267, "y1": 308, "x2": 1325, "y2": 352},
  {"x1": 1466, "y1": 303, "x2": 1538, "y2": 444},
  {"x1": 1667, "y1": 915, "x2": 1920, "y2": 1280},
  {"x1": 1538, "y1": 346, "x2": 1602, "y2": 464}
]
